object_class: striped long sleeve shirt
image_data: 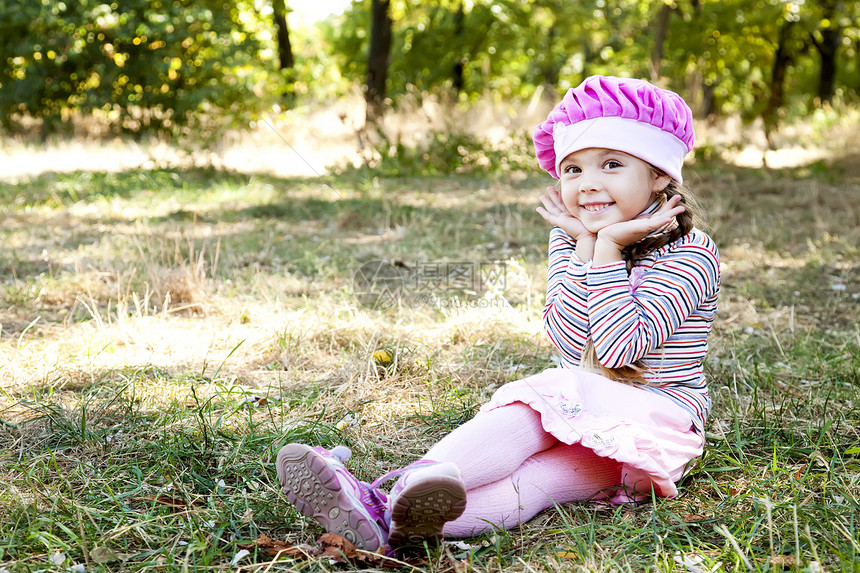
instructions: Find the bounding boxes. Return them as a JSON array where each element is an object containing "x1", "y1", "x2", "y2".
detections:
[{"x1": 543, "y1": 226, "x2": 721, "y2": 433}]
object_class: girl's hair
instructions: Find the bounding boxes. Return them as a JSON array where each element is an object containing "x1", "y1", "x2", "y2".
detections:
[
  {"x1": 579, "y1": 171, "x2": 696, "y2": 385},
  {"x1": 623, "y1": 176, "x2": 695, "y2": 271}
]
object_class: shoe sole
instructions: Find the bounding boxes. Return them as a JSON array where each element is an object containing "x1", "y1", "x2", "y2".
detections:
[
  {"x1": 276, "y1": 444, "x2": 383, "y2": 551},
  {"x1": 388, "y1": 474, "x2": 467, "y2": 550}
]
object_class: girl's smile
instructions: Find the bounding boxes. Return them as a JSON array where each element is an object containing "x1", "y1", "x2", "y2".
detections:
[
  {"x1": 558, "y1": 148, "x2": 670, "y2": 233},
  {"x1": 580, "y1": 202, "x2": 614, "y2": 212}
]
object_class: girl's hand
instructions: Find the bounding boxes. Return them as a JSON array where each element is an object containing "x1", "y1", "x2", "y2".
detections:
[
  {"x1": 597, "y1": 194, "x2": 686, "y2": 250},
  {"x1": 537, "y1": 186, "x2": 594, "y2": 242}
]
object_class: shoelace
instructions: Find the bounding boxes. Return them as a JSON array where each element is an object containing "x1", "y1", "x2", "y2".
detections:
[
  {"x1": 321, "y1": 446, "x2": 438, "y2": 490},
  {"x1": 369, "y1": 459, "x2": 440, "y2": 490},
  {"x1": 325, "y1": 449, "x2": 447, "y2": 495}
]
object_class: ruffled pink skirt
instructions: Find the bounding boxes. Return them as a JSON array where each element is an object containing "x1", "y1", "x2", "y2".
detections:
[{"x1": 480, "y1": 368, "x2": 704, "y2": 504}]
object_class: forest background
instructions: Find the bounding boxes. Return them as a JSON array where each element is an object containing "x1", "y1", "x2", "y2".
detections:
[
  {"x1": 2, "y1": 0, "x2": 859, "y2": 146},
  {"x1": 1, "y1": 1, "x2": 859, "y2": 572}
]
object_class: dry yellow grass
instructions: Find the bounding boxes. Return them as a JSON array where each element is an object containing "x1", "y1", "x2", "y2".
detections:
[{"x1": 0, "y1": 106, "x2": 859, "y2": 570}]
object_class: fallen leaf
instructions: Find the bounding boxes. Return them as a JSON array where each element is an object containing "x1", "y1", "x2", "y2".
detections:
[
  {"x1": 317, "y1": 533, "x2": 415, "y2": 569},
  {"x1": 673, "y1": 551, "x2": 719, "y2": 573},
  {"x1": 135, "y1": 494, "x2": 205, "y2": 515},
  {"x1": 810, "y1": 450, "x2": 830, "y2": 469},
  {"x1": 230, "y1": 549, "x2": 250, "y2": 566},
  {"x1": 770, "y1": 555, "x2": 798, "y2": 567},
  {"x1": 317, "y1": 533, "x2": 359, "y2": 563},
  {"x1": 242, "y1": 533, "x2": 442, "y2": 569},
  {"x1": 239, "y1": 533, "x2": 315, "y2": 559},
  {"x1": 244, "y1": 395, "x2": 268, "y2": 407},
  {"x1": 90, "y1": 546, "x2": 119, "y2": 564},
  {"x1": 316, "y1": 533, "x2": 402, "y2": 567}
]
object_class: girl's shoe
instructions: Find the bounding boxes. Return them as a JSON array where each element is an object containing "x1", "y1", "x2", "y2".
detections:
[
  {"x1": 385, "y1": 461, "x2": 467, "y2": 550},
  {"x1": 276, "y1": 443, "x2": 389, "y2": 551}
]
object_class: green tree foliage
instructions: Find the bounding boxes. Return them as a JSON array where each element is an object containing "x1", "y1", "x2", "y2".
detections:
[
  {"x1": 0, "y1": 0, "x2": 270, "y2": 137},
  {"x1": 1, "y1": 0, "x2": 858, "y2": 138},
  {"x1": 330, "y1": 0, "x2": 558, "y2": 101},
  {"x1": 326, "y1": 0, "x2": 859, "y2": 124}
]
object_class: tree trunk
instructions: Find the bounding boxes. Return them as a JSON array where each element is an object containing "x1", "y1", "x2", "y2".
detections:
[
  {"x1": 688, "y1": 0, "x2": 713, "y2": 118},
  {"x1": 763, "y1": 19, "x2": 795, "y2": 148},
  {"x1": 452, "y1": 1, "x2": 465, "y2": 94},
  {"x1": 541, "y1": 9, "x2": 559, "y2": 88},
  {"x1": 701, "y1": 80, "x2": 717, "y2": 119},
  {"x1": 365, "y1": 0, "x2": 392, "y2": 126},
  {"x1": 650, "y1": 1, "x2": 673, "y2": 81},
  {"x1": 812, "y1": 0, "x2": 840, "y2": 104},
  {"x1": 272, "y1": 0, "x2": 295, "y2": 70},
  {"x1": 815, "y1": 27, "x2": 839, "y2": 103}
]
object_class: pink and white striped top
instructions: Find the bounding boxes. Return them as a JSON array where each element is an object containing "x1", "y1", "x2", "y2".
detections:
[{"x1": 543, "y1": 226, "x2": 721, "y2": 433}]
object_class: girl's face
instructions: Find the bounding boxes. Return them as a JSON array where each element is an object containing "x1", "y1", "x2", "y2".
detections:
[{"x1": 558, "y1": 148, "x2": 670, "y2": 233}]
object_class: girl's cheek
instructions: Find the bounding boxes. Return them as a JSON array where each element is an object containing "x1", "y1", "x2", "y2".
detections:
[
  {"x1": 561, "y1": 196, "x2": 578, "y2": 214},
  {"x1": 559, "y1": 188, "x2": 576, "y2": 212}
]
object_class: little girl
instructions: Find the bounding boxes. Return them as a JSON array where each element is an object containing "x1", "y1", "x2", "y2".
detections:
[{"x1": 275, "y1": 75, "x2": 720, "y2": 554}]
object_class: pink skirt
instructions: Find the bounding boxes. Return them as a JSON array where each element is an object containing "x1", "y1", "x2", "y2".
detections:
[{"x1": 480, "y1": 368, "x2": 704, "y2": 504}]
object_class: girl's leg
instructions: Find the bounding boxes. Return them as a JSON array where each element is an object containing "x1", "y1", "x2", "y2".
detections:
[
  {"x1": 443, "y1": 443, "x2": 621, "y2": 538},
  {"x1": 423, "y1": 402, "x2": 558, "y2": 490},
  {"x1": 384, "y1": 402, "x2": 557, "y2": 549}
]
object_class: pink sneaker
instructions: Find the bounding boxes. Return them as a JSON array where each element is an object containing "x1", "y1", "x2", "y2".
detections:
[
  {"x1": 276, "y1": 443, "x2": 389, "y2": 551},
  {"x1": 385, "y1": 461, "x2": 467, "y2": 550}
]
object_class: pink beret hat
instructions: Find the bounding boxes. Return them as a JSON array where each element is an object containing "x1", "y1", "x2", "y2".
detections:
[{"x1": 533, "y1": 75, "x2": 695, "y2": 184}]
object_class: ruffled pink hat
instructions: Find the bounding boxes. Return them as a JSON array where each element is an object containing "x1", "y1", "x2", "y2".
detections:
[{"x1": 533, "y1": 75, "x2": 695, "y2": 183}]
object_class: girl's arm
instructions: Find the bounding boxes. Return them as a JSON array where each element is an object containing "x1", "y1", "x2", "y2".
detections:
[
  {"x1": 543, "y1": 226, "x2": 592, "y2": 364},
  {"x1": 586, "y1": 232, "x2": 720, "y2": 368}
]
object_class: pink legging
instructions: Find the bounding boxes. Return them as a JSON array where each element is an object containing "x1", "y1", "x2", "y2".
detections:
[{"x1": 423, "y1": 402, "x2": 621, "y2": 537}]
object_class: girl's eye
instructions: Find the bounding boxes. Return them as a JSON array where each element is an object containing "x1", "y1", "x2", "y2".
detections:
[
  {"x1": 564, "y1": 165, "x2": 581, "y2": 174},
  {"x1": 604, "y1": 160, "x2": 622, "y2": 169}
]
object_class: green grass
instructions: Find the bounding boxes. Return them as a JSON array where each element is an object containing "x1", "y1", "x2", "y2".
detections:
[{"x1": 1, "y1": 148, "x2": 859, "y2": 571}]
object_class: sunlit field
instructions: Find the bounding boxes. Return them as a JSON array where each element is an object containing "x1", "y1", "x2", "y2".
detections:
[{"x1": 1, "y1": 106, "x2": 859, "y2": 571}]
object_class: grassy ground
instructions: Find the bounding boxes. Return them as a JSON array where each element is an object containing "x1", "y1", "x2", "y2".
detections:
[{"x1": 0, "y1": 144, "x2": 858, "y2": 572}]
